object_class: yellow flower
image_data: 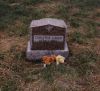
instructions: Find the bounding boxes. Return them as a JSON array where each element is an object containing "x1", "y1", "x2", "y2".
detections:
[{"x1": 56, "y1": 55, "x2": 65, "y2": 65}]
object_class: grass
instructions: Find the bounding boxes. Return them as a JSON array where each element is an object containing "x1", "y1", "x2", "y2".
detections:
[
  {"x1": 41, "y1": 64, "x2": 78, "y2": 83},
  {"x1": 1, "y1": 79, "x2": 18, "y2": 91},
  {"x1": 13, "y1": 51, "x2": 25, "y2": 61},
  {"x1": 86, "y1": 21, "x2": 100, "y2": 38},
  {"x1": 0, "y1": 1, "x2": 12, "y2": 29},
  {"x1": 22, "y1": 69, "x2": 40, "y2": 82},
  {"x1": 0, "y1": 0, "x2": 46, "y2": 33},
  {"x1": 70, "y1": 0, "x2": 100, "y2": 8},
  {"x1": 69, "y1": 31, "x2": 87, "y2": 44},
  {"x1": 9, "y1": 45, "x2": 26, "y2": 61},
  {"x1": 0, "y1": 52, "x2": 5, "y2": 61},
  {"x1": 57, "y1": 4, "x2": 69, "y2": 19},
  {"x1": 69, "y1": 49, "x2": 99, "y2": 76},
  {"x1": 23, "y1": 0, "x2": 51, "y2": 5},
  {"x1": 95, "y1": 12, "x2": 100, "y2": 17},
  {"x1": 40, "y1": 64, "x2": 65, "y2": 83},
  {"x1": 72, "y1": 10, "x2": 89, "y2": 18},
  {"x1": 69, "y1": 17, "x2": 82, "y2": 28}
]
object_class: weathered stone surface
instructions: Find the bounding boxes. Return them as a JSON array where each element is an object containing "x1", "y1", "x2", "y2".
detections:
[
  {"x1": 26, "y1": 41, "x2": 69, "y2": 60},
  {"x1": 30, "y1": 18, "x2": 67, "y2": 28}
]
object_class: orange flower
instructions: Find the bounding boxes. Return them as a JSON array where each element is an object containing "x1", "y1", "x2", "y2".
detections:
[
  {"x1": 42, "y1": 55, "x2": 56, "y2": 65},
  {"x1": 50, "y1": 55, "x2": 56, "y2": 62},
  {"x1": 42, "y1": 56, "x2": 51, "y2": 64}
]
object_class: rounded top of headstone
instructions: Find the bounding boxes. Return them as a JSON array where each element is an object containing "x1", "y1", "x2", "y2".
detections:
[{"x1": 30, "y1": 18, "x2": 67, "y2": 29}]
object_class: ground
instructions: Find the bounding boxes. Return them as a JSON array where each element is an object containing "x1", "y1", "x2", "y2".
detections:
[{"x1": 0, "y1": 0, "x2": 100, "y2": 91}]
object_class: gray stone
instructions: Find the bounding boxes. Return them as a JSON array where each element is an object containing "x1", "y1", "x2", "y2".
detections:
[
  {"x1": 26, "y1": 41, "x2": 69, "y2": 60},
  {"x1": 30, "y1": 18, "x2": 67, "y2": 28}
]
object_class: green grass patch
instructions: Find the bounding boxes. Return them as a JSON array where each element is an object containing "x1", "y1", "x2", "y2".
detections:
[
  {"x1": 7, "y1": 23, "x2": 28, "y2": 36},
  {"x1": 41, "y1": 64, "x2": 77, "y2": 83},
  {"x1": 69, "y1": 31, "x2": 87, "y2": 44},
  {"x1": 23, "y1": 0, "x2": 51, "y2": 5},
  {"x1": 21, "y1": 69, "x2": 41, "y2": 82},
  {"x1": 95, "y1": 12, "x2": 100, "y2": 17},
  {"x1": 72, "y1": 10, "x2": 89, "y2": 18},
  {"x1": 86, "y1": 21, "x2": 100, "y2": 38},
  {"x1": 69, "y1": 50, "x2": 99, "y2": 76},
  {"x1": 31, "y1": 8, "x2": 46, "y2": 19},
  {"x1": 0, "y1": 1, "x2": 13, "y2": 29},
  {"x1": 57, "y1": 4, "x2": 69, "y2": 19},
  {"x1": 69, "y1": 17, "x2": 82, "y2": 28},
  {"x1": 9, "y1": 45, "x2": 26, "y2": 61},
  {"x1": 1, "y1": 79, "x2": 18, "y2": 91},
  {"x1": 70, "y1": 0, "x2": 100, "y2": 9},
  {"x1": 0, "y1": 52, "x2": 5, "y2": 61},
  {"x1": 0, "y1": 0, "x2": 46, "y2": 32}
]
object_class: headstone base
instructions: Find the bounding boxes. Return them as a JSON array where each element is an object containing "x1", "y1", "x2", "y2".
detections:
[{"x1": 26, "y1": 41, "x2": 69, "y2": 60}]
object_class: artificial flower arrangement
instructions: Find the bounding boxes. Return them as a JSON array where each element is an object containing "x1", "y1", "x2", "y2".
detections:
[{"x1": 42, "y1": 55, "x2": 65, "y2": 67}]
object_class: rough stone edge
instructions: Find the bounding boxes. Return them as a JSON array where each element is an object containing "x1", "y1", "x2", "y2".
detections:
[
  {"x1": 26, "y1": 41, "x2": 69, "y2": 60},
  {"x1": 30, "y1": 18, "x2": 67, "y2": 29}
]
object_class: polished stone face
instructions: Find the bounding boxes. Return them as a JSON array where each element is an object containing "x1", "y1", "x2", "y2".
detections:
[{"x1": 31, "y1": 25, "x2": 66, "y2": 50}]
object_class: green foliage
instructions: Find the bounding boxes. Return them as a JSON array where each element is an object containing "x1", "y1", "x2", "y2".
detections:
[
  {"x1": 70, "y1": 31, "x2": 86, "y2": 44},
  {"x1": 7, "y1": 23, "x2": 28, "y2": 36},
  {"x1": 95, "y1": 12, "x2": 100, "y2": 17},
  {"x1": 70, "y1": 0, "x2": 100, "y2": 8},
  {"x1": 0, "y1": 1, "x2": 10, "y2": 16},
  {"x1": 72, "y1": 10, "x2": 89, "y2": 18},
  {"x1": 31, "y1": 8, "x2": 46, "y2": 19},
  {"x1": 14, "y1": 51, "x2": 25, "y2": 61},
  {"x1": 1, "y1": 80, "x2": 17, "y2": 91},
  {"x1": 12, "y1": 5, "x2": 29, "y2": 17},
  {"x1": 0, "y1": 0, "x2": 46, "y2": 31},
  {"x1": 2, "y1": 0, "x2": 22, "y2": 3},
  {"x1": 41, "y1": 65, "x2": 55, "y2": 83},
  {"x1": 69, "y1": 17, "x2": 82, "y2": 28},
  {"x1": 70, "y1": 50, "x2": 99, "y2": 76},
  {"x1": 1, "y1": 0, "x2": 50, "y2": 4},
  {"x1": 86, "y1": 21, "x2": 100, "y2": 38},
  {"x1": 0, "y1": 52, "x2": 5, "y2": 61},
  {"x1": 74, "y1": 50, "x2": 97, "y2": 64},
  {"x1": 11, "y1": 63, "x2": 24, "y2": 74},
  {"x1": 41, "y1": 64, "x2": 76, "y2": 83},
  {"x1": 57, "y1": 4, "x2": 69, "y2": 19},
  {"x1": 23, "y1": 0, "x2": 50, "y2": 5},
  {"x1": 0, "y1": 1, "x2": 12, "y2": 29},
  {"x1": 9, "y1": 45, "x2": 26, "y2": 61},
  {"x1": 21, "y1": 69, "x2": 41, "y2": 82}
]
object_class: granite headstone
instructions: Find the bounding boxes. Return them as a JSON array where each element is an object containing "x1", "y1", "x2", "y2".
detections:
[{"x1": 26, "y1": 18, "x2": 69, "y2": 60}]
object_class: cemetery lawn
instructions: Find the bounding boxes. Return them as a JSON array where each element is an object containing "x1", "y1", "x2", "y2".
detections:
[{"x1": 0, "y1": 0, "x2": 100, "y2": 91}]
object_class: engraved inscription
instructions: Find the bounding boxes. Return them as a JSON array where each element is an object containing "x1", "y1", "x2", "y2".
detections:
[{"x1": 33, "y1": 35, "x2": 64, "y2": 42}]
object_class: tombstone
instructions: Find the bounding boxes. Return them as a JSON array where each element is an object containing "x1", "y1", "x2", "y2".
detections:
[{"x1": 26, "y1": 18, "x2": 69, "y2": 60}]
